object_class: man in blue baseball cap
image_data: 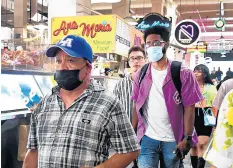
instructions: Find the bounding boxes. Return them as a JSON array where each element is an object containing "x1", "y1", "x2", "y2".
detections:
[
  {"x1": 23, "y1": 35, "x2": 140, "y2": 168},
  {"x1": 46, "y1": 35, "x2": 93, "y2": 91}
]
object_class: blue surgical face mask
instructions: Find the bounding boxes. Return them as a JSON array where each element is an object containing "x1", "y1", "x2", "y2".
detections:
[{"x1": 146, "y1": 46, "x2": 164, "y2": 62}]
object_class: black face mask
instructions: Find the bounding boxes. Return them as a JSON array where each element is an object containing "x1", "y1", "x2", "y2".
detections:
[{"x1": 54, "y1": 69, "x2": 84, "y2": 91}]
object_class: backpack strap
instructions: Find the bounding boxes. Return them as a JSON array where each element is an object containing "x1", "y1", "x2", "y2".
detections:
[
  {"x1": 171, "y1": 61, "x2": 182, "y2": 97},
  {"x1": 139, "y1": 63, "x2": 149, "y2": 86}
]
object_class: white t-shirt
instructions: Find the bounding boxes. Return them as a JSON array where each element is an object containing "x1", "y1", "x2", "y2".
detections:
[{"x1": 144, "y1": 66, "x2": 175, "y2": 142}]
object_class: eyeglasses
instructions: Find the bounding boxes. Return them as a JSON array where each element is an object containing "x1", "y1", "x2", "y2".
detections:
[
  {"x1": 194, "y1": 70, "x2": 203, "y2": 73},
  {"x1": 128, "y1": 56, "x2": 144, "y2": 62},
  {"x1": 145, "y1": 40, "x2": 165, "y2": 48}
]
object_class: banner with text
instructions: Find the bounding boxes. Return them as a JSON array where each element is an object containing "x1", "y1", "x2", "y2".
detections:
[
  {"x1": 115, "y1": 18, "x2": 131, "y2": 57},
  {"x1": 51, "y1": 15, "x2": 117, "y2": 53}
]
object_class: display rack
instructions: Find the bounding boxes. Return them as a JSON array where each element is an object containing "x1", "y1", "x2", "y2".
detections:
[
  {"x1": 1, "y1": 109, "x2": 30, "y2": 121},
  {"x1": 1, "y1": 38, "x2": 55, "y2": 121},
  {"x1": 1, "y1": 69, "x2": 55, "y2": 76}
]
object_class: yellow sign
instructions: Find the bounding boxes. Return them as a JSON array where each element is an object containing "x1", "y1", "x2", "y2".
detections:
[
  {"x1": 51, "y1": 15, "x2": 117, "y2": 53},
  {"x1": 187, "y1": 45, "x2": 207, "y2": 53}
]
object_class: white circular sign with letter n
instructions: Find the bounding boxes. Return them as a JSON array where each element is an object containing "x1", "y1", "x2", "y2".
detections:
[{"x1": 174, "y1": 19, "x2": 201, "y2": 48}]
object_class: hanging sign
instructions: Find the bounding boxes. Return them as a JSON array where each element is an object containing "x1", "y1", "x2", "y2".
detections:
[
  {"x1": 174, "y1": 19, "x2": 201, "y2": 47},
  {"x1": 51, "y1": 15, "x2": 116, "y2": 53},
  {"x1": 136, "y1": 13, "x2": 172, "y2": 32},
  {"x1": 214, "y1": 19, "x2": 225, "y2": 30}
]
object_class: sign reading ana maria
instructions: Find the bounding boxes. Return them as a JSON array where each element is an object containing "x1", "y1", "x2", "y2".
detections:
[
  {"x1": 174, "y1": 19, "x2": 201, "y2": 48},
  {"x1": 136, "y1": 13, "x2": 172, "y2": 32},
  {"x1": 51, "y1": 15, "x2": 117, "y2": 53}
]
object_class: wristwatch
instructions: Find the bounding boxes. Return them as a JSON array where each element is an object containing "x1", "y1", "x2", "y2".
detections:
[
  {"x1": 183, "y1": 135, "x2": 192, "y2": 142},
  {"x1": 183, "y1": 135, "x2": 192, "y2": 155}
]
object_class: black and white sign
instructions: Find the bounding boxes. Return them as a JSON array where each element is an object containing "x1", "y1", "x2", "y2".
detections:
[
  {"x1": 136, "y1": 13, "x2": 172, "y2": 32},
  {"x1": 115, "y1": 18, "x2": 131, "y2": 56},
  {"x1": 174, "y1": 20, "x2": 201, "y2": 47}
]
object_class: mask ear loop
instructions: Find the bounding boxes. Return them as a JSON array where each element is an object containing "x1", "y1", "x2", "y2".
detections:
[
  {"x1": 162, "y1": 42, "x2": 168, "y2": 54},
  {"x1": 144, "y1": 45, "x2": 150, "y2": 61},
  {"x1": 81, "y1": 61, "x2": 92, "y2": 82},
  {"x1": 144, "y1": 45, "x2": 148, "y2": 56}
]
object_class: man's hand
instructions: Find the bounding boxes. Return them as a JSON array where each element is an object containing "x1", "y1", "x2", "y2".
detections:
[
  {"x1": 23, "y1": 149, "x2": 38, "y2": 168},
  {"x1": 175, "y1": 139, "x2": 191, "y2": 159}
]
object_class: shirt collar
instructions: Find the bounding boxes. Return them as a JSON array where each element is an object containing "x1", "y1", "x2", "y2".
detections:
[{"x1": 127, "y1": 73, "x2": 133, "y2": 82}]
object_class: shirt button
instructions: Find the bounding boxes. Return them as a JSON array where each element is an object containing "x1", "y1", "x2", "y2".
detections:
[{"x1": 49, "y1": 163, "x2": 54, "y2": 167}]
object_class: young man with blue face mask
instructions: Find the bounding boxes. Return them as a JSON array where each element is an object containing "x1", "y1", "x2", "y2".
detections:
[{"x1": 132, "y1": 27, "x2": 203, "y2": 168}]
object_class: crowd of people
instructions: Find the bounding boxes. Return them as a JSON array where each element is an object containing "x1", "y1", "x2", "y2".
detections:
[
  {"x1": 210, "y1": 67, "x2": 233, "y2": 87},
  {"x1": 22, "y1": 24, "x2": 233, "y2": 168}
]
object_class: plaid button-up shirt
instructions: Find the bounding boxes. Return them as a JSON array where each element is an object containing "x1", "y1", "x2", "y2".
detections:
[{"x1": 27, "y1": 83, "x2": 140, "y2": 168}]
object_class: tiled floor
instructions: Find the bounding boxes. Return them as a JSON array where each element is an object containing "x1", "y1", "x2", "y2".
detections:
[{"x1": 183, "y1": 155, "x2": 211, "y2": 168}]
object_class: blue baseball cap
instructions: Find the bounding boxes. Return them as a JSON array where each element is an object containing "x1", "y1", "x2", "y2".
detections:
[{"x1": 46, "y1": 35, "x2": 93, "y2": 63}]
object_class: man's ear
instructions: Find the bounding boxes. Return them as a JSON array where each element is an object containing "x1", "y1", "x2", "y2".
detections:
[
  {"x1": 144, "y1": 46, "x2": 148, "y2": 56},
  {"x1": 165, "y1": 41, "x2": 170, "y2": 48},
  {"x1": 86, "y1": 62, "x2": 92, "y2": 73},
  {"x1": 144, "y1": 57, "x2": 148, "y2": 63}
]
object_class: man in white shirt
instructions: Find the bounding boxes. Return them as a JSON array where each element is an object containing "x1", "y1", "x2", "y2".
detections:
[{"x1": 132, "y1": 27, "x2": 203, "y2": 168}]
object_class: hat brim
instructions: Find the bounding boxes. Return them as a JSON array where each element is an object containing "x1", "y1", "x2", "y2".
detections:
[{"x1": 46, "y1": 45, "x2": 83, "y2": 60}]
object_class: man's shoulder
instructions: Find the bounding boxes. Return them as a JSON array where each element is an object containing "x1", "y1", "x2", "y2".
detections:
[
  {"x1": 32, "y1": 93, "x2": 54, "y2": 116},
  {"x1": 169, "y1": 60, "x2": 191, "y2": 74},
  {"x1": 175, "y1": 64, "x2": 197, "y2": 85},
  {"x1": 180, "y1": 64, "x2": 192, "y2": 72},
  {"x1": 116, "y1": 76, "x2": 131, "y2": 86},
  {"x1": 134, "y1": 63, "x2": 151, "y2": 81},
  {"x1": 222, "y1": 79, "x2": 233, "y2": 88},
  {"x1": 179, "y1": 64, "x2": 193, "y2": 78},
  {"x1": 98, "y1": 90, "x2": 122, "y2": 111},
  {"x1": 92, "y1": 84, "x2": 118, "y2": 101},
  {"x1": 39, "y1": 90, "x2": 55, "y2": 104},
  {"x1": 92, "y1": 83, "x2": 105, "y2": 92}
]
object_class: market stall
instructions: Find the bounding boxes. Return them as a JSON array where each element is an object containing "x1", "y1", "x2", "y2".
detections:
[{"x1": 1, "y1": 38, "x2": 55, "y2": 168}]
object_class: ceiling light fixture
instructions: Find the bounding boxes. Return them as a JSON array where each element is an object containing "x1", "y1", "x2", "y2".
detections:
[
  {"x1": 36, "y1": 0, "x2": 48, "y2": 30},
  {"x1": 124, "y1": 0, "x2": 138, "y2": 26},
  {"x1": 27, "y1": 0, "x2": 34, "y2": 30}
]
